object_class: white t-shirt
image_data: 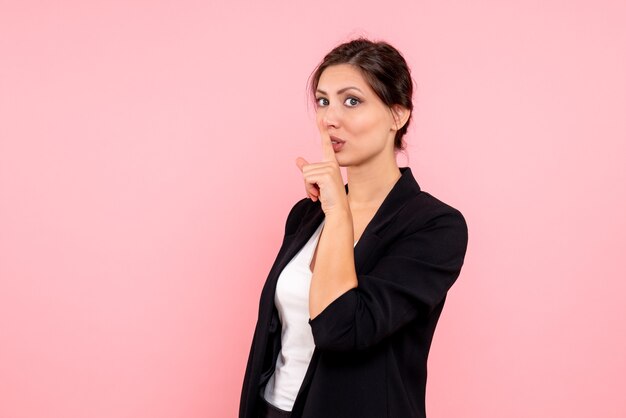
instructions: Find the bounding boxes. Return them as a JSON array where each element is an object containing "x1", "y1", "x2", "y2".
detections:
[{"x1": 262, "y1": 218, "x2": 358, "y2": 411}]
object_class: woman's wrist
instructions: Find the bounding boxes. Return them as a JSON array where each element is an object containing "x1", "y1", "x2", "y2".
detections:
[{"x1": 323, "y1": 204, "x2": 352, "y2": 224}]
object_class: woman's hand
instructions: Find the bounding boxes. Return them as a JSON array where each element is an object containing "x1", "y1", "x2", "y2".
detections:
[{"x1": 295, "y1": 130, "x2": 349, "y2": 216}]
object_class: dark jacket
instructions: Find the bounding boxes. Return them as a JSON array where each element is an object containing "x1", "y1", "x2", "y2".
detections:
[{"x1": 239, "y1": 166, "x2": 468, "y2": 418}]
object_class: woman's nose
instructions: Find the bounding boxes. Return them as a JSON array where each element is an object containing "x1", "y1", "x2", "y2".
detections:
[{"x1": 322, "y1": 104, "x2": 340, "y2": 129}]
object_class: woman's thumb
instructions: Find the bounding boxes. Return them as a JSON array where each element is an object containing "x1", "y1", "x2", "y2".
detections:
[{"x1": 295, "y1": 157, "x2": 309, "y2": 171}]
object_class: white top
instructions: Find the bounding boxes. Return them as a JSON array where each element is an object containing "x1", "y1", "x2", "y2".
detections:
[{"x1": 263, "y1": 218, "x2": 358, "y2": 411}]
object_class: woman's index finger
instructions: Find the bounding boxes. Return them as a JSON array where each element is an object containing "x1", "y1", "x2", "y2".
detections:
[{"x1": 320, "y1": 129, "x2": 337, "y2": 162}]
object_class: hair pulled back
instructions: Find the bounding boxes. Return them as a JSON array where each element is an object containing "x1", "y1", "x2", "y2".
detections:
[{"x1": 309, "y1": 38, "x2": 414, "y2": 152}]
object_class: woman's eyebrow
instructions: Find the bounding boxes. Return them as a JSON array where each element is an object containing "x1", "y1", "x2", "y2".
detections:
[{"x1": 316, "y1": 86, "x2": 364, "y2": 95}]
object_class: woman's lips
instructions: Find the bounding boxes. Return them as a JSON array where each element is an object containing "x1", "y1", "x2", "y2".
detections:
[
  {"x1": 332, "y1": 142, "x2": 344, "y2": 152},
  {"x1": 330, "y1": 135, "x2": 345, "y2": 152}
]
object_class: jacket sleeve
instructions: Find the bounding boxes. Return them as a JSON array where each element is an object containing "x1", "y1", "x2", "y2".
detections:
[{"x1": 308, "y1": 207, "x2": 468, "y2": 352}]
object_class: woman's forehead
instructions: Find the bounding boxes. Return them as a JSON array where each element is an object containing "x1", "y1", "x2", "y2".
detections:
[{"x1": 317, "y1": 64, "x2": 370, "y2": 92}]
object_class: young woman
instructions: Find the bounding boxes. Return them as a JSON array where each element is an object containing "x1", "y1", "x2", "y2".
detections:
[{"x1": 239, "y1": 38, "x2": 469, "y2": 418}]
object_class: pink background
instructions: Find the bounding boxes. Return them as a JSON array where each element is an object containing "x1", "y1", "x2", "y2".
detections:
[{"x1": 1, "y1": 1, "x2": 625, "y2": 417}]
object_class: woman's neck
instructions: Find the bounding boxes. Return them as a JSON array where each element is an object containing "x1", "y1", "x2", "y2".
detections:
[{"x1": 345, "y1": 161, "x2": 401, "y2": 210}]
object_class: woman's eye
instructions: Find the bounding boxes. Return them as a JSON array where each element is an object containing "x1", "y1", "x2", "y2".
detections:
[
  {"x1": 316, "y1": 97, "x2": 329, "y2": 107},
  {"x1": 344, "y1": 97, "x2": 360, "y2": 107}
]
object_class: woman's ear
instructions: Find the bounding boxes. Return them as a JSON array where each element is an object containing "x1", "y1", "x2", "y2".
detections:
[{"x1": 390, "y1": 105, "x2": 411, "y2": 131}]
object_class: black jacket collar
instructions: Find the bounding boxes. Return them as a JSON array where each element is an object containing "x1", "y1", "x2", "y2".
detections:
[{"x1": 283, "y1": 166, "x2": 421, "y2": 276}]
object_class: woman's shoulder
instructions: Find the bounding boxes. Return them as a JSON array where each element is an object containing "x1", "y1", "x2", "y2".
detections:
[
  {"x1": 283, "y1": 196, "x2": 314, "y2": 235},
  {"x1": 412, "y1": 189, "x2": 464, "y2": 215},
  {"x1": 402, "y1": 189, "x2": 468, "y2": 234}
]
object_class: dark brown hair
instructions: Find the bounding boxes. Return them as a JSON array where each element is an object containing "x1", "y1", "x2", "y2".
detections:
[{"x1": 308, "y1": 37, "x2": 414, "y2": 152}]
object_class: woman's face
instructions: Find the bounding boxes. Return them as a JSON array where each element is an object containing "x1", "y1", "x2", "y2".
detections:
[{"x1": 315, "y1": 64, "x2": 398, "y2": 167}]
